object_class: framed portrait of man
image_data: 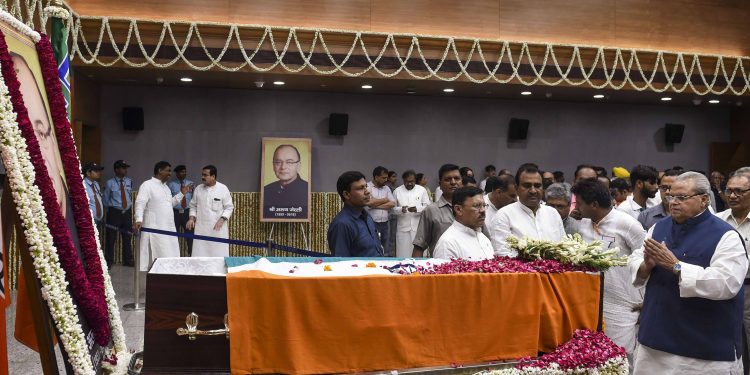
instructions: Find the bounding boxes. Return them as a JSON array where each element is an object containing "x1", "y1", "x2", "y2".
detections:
[{"x1": 260, "y1": 137, "x2": 312, "y2": 222}]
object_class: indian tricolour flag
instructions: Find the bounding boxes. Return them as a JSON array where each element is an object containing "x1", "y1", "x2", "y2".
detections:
[{"x1": 51, "y1": 17, "x2": 71, "y2": 121}]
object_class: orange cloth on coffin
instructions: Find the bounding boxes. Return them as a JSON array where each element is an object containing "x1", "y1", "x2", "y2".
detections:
[{"x1": 226, "y1": 270, "x2": 601, "y2": 374}]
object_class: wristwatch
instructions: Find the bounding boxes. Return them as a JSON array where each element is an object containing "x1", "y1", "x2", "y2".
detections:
[{"x1": 672, "y1": 261, "x2": 682, "y2": 276}]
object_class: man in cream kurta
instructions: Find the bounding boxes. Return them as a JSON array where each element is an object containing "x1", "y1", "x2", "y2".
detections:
[
  {"x1": 433, "y1": 186, "x2": 494, "y2": 260},
  {"x1": 135, "y1": 161, "x2": 189, "y2": 271},
  {"x1": 488, "y1": 166, "x2": 565, "y2": 256},
  {"x1": 187, "y1": 166, "x2": 235, "y2": 257},
  {"x1": 392, "y1": 171, "x2": 431, "y2": 258},
  {"x1": 571, "y1": 179, "x2": 646, "y2": 368}
]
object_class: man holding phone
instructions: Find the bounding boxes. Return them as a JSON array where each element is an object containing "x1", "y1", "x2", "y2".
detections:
[{"x1": 392, "y1": 170, "x2": 431, "y2": 258}]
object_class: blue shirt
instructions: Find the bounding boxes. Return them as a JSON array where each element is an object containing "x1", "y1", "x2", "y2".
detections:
[
  {"x1": 327, "y1": 204, "x2": 383, "y2": 257},
  {"x1": 168, "y1": 178, "x2": 194, "y2": 209},
  {"x1": 83, "y1": 177, "x2": 103, "y2": 222},
  {"x1": 103, "y1": 176, "x2": 133, "y2": 210}
]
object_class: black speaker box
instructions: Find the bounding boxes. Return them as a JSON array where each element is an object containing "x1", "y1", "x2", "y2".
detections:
[
  {"x1": 123, "y1": 107, "x2": 144, "y2": 131},
  {"x1": 329, "y1": 113, "x2": 348, "y2": 136},
  {"x1": 665, "y1": 123, "x2": 685, "y2": 144},
  {"x1": 508, "y1": 118, "x2": 529, "y2": 140}
]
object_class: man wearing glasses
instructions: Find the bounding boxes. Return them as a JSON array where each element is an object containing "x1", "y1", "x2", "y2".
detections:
[
  {"x1": 488, "y1": 163, "x2": 565, "y2": 257},
  {"x1": 637, "y1": 169, "x2": 681, "y2": 230},
  {"x1": 628, "y1": 172, "x2": 747, "y2": 374},
  {"x1": 433, "y1": 186, "x2": 494, "y2": 260},
  {"x1": 263, "y1": 144, "x2": 309, "y2": 220},
  {"x1": 716, "y1": 168, "x2": 750, "y2": 367}
]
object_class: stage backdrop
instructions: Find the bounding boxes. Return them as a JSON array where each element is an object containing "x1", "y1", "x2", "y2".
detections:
[{"x1": 97, "y1": 84, "x2": 731, "y2": 193}]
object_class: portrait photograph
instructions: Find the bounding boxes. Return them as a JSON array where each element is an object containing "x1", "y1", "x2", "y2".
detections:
[{"x1": 260, "y1": 137, "x2": 312, "y2": 222}]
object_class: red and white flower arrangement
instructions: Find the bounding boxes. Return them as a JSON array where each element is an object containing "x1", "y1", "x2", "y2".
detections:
[{"x1": 479, "y1": 330, "x2": 628, "y2": 375}]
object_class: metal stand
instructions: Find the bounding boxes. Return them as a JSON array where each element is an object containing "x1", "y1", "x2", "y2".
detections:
[
  {"x1": 266, "y1": 222, "x2": 311, "y2": 255},
  {"x1": 124, "y1": 236, "x2": 145, "y2": 311}
]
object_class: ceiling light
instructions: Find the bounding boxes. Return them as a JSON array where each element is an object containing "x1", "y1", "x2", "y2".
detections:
[
  {"x1": 593, "y1": 94, "x2": 605, "y2": 99},
  {"x1": 443, "y1": 88, "x2": 454, "y2": 93},
  {"x1": 521, "y1": 91, "x2": 532, "y2": 96},
  {"x1": 708, "y1": 99, "x2": 720, "y2": 104},
  {"x1": 361, "y1": 84, "x2": 372, "y2": 89},
  {"x1": 273, "y1": 81, "x2": 285, "y2": 86},
  {"x1": 406, "y1": 89, "x2": 417, "y2": 94},
  {"x1": 660, "y1": 97, "x2": 672, "y2": 101},
  {"x1": 180, "y1": 77, "x2": 192, "y2": 82}
]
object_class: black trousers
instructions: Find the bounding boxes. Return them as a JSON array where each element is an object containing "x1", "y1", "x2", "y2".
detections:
[
  {"x1": 105, "y1": 207, "x2": 133, "y2": 266},
  {"x1": 173, "y1": 208, "x2": 193, "y2": 256}
]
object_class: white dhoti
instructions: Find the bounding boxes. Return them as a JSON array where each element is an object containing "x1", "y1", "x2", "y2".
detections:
[
  {"x1": 633, "y1": 344, "x2": 742, "y2": 375},
  {"x1": 396, "y1": 230, "x2": 417, "y2": 258}
]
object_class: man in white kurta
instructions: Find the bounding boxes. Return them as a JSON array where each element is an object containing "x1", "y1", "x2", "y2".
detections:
[
  {"x1": 628, "y1": 173, "x2": 747, "y2": 375},
  {"x1": 392, "y1": 171, "x2": 431, "y2": 258},
  {"x1": 433, "y1": 186, "x2": 494, "y2": 260},
  {"x1": 187, "y1": 166, "x2": 235, "y2": 257},
  {"x1": 488, "y1": 167, "x2": 565, "y2": 256},
  {"x1": 571, "y1": 179, "x2": 646, "y2": 367},
  {"x1": 135, "y1": 162, "x2": 189, "y2": 271}
]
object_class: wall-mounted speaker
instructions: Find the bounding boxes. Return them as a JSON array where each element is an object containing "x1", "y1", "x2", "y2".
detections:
[
  {"x1": 665, "y1": 123, "x2": 685, "y2": 144},
  {"x1": 329, "y1": 113, "x2": 348, "y2": 136},
  {"x1": 508, "y1": 118, "x2": 529, "y2": 140},
  {"x1": 122, "y1": 107, "x2": 144, "y2": 131}
]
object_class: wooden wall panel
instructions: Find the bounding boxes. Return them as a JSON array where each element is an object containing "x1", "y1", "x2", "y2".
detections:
[
  {"x1": 370, "y1": 0, "x2": 500, "y2": 38},
  {"x1": 497, "y1": 0, "x2": 616, "y2": 46},
  {"x1": 66, "y1": 0, "x2": 750, "y2": 56}
]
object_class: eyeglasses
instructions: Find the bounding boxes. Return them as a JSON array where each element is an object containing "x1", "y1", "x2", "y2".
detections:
[
  {"x1": 666, "y1": 193, "x2": 705, "y2": 202},
  {"x1": 273, "y1": 159, "x2": 300, "y2": 167},
  {"x1": 466, "y1": 203, "x2": 489, "y2": 211},
  {"x1": 724, "y1": 188, "x2": 750, "y2": 197},
  {"x1": 658, "y1": 185, "x2": 671, "y2": 192}
]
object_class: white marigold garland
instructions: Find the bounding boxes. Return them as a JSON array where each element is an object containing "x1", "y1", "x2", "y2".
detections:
[{"x1": 0, "y1": 61, "x2": 93, "y2": 373}]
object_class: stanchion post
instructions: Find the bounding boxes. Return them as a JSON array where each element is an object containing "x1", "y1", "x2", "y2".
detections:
[
  {"x1": 124, "y1": 233, "x2": 145, "y2": 311},
  {"x1": 266, "y1": 239, "x2": 276, "y2": 257}
]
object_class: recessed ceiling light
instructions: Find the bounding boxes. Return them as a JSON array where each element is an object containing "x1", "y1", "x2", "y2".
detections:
[
  {"x1": 443, "y1": 88, "x2": 454, "y2": 93},
  {"x1": 273, "y1": 81, "x2": 285, "y2": 86},
  {"x1": 521, "y1": 91, "x2": 532, "y2": 96},
  {"x1": 406, "y1": 89, "x2": 417, "y2": 94},
  {"x1": 180, "y1": 77, "x2": 192, "y2": 82},
  {"x1": 708, "y1": 99, "x2": 720, "y2": 104},
  {"x1": 361, "y1": 84, "x2": 372, "y2": 89},
  {"x1": 593, "y1": 94, "x2": 605, "y2": 99},
  {"x1": 661, "y1": 97, "x2": 672, "y2": 101}
]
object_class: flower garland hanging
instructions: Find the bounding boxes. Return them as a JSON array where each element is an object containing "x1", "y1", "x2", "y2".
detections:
[
  {"x1": 0, "y1": 44, "x2": 94, "y2": 375},
  {"x1": 36, "y1": 32, "x2": 129, "y2": 361},
  {"x1": 0, "y1": 29, "x2": 111, "y2": 346}
]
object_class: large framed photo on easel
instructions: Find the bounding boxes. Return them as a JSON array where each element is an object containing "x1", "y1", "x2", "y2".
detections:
[{"x1": 259, "y1": 137, "x2": 312, "y2": 222}]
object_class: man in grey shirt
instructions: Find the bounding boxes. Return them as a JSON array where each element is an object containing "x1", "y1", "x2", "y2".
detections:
[
  {"x1": 637, "y1": 169, "x2": 680, "y2": 230},
  {"x1": 412, "y1": 164, "x2": 462, "y2": 258}
]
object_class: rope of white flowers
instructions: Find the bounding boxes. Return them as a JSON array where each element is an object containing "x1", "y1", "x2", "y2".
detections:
[
  {"x1": 0, "y1": 54, "x2": 94, "y2": 375},
  {"x1": 8, "y1": 1, "x2": 747, "y2": 95}
]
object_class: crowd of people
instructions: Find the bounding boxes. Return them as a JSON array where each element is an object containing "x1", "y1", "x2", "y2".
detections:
[{"x1": 328, "y1": 163, "x2": 750, "y2": 375}]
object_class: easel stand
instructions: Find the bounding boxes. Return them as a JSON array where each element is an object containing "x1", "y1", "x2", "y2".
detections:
[{"x1": 266, "y1": 222, "x2": 310, "y2": 257}]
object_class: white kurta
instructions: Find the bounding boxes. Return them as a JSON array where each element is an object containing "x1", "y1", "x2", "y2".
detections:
[
  {"x1": 135, "y1": 177, "x2": 184, "y2": 271},
  {"x1": 578, "y1": 209, "x2": 646, "y2": 359},
  {"x1": 392, "y1": 184, "x2": 431, "y2": 258},
  {"x1": 488, "y1": 201, "x2": 566, "y2": 256},
  {"x1": 432, "y1": 221, "x2": 494, "y2": 260},
  {"x1": 617, "y1": 195, "x2": 659, "y2": 220},
  {"x1": 189, "y1": 181, "x2": 234, "y2": 257},
  {"x1": 628, "y1": 220, "x2": 748, "y2": 374}
]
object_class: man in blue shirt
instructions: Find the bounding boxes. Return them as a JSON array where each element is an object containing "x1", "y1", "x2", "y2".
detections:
[
  {"x1": 327, "y1": 171, "x2": 383, "y2": 257},
  {"x1": 82, "y1": 162, "x2": 105, "y2": 241},
  {"x1": 103, "y1": 160, "x2": 134, "y2": 268},
  {"x1": 168, "y1": 165, "x2": 194, "y2": 255}
]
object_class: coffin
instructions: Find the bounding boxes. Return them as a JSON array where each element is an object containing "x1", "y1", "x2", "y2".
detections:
[
  {"x1": 141, "y1": 257, "x2": 602, "y2": 374},
  {"x1": 143, "y1": 258, "x2": 230, "y2": 374}
]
